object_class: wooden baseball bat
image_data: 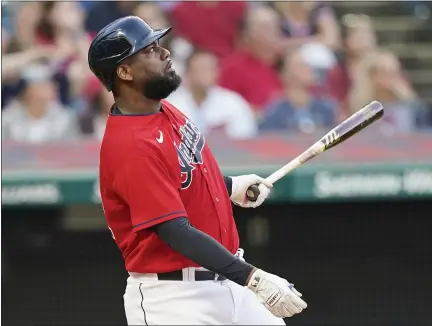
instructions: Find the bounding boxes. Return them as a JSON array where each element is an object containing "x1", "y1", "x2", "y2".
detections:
[{"x1": 246, "y1": 101, "x2": 384, "y2": 201}]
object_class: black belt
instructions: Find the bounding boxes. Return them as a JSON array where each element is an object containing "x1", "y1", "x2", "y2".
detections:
[{"x1": 157, "y1": 270, "x2": 226, "y2": 281}]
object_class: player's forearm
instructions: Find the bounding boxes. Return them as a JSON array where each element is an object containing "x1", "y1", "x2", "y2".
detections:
[{"x1": 151, "y1": 217, "x2": 254, "y2": 286}]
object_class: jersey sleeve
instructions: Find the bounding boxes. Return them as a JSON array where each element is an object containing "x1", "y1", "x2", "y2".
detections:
[{"x1": 115, "y1": 155, "x2": 186, "y2": 232}]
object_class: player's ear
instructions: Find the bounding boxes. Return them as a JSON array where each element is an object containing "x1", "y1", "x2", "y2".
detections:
[{"x1": 117, "y1": 65, "x2": 133, "y2": 82}]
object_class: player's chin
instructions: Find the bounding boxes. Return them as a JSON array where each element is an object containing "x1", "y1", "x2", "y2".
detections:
[
  {"x1": 165, "y1": 70, "x2": 182, "y2": 88},
  {"x1": 164, "y1": 69, "x2": 178, "y2": 79}
]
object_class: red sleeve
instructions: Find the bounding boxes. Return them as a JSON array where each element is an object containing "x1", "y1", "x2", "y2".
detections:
[{"x1": 115, "y1": 155, "x2": 186, "y2": 232}]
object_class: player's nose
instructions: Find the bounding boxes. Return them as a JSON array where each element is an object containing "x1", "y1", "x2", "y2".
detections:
[{"x1": 161, "y1": 47, "x2": 171, "y2": 61}]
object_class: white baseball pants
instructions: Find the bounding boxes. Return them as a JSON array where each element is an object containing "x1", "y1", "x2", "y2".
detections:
[{"x1": 123, "y1": 269, "x2": 285, "y2": 325}]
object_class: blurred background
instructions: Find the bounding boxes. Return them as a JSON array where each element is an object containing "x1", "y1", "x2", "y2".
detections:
[{"x1": 1, "y1": 1, "x2": 432, "y2": 326}]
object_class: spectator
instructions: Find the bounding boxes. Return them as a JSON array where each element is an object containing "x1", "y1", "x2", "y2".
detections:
[
  {"x1": 85, "y1": 1, "x2": 138, "y2": 36},
  {"x1": 270, "y1": 2, "x2": 340, "y2": 98},
  {"x1": 12, "y1": 2, "x2": 42, "y2": 49},
  {"x1": 271, "y1": 1, "x2": 341, "y2": 51},
  {"x1": 34, "y1": 2, "x2": 88, "y2": 55},
  {"x1": 218, "y1": 6, "x2": 283, "y2": 113},
  {"x1": 2, "y1": 42, "x2": 52, "y2": 80},
  {"x1": 1, "y1": 26, "x2": 55, "y2": 109},
  {"x1": 259, "y1": 46, "x2": 337, "y2": 133},
  {"x1": 327, "y1": 14, "x2": 377, "y2": 118},
  {"x1": 349, "y1": 49, "x2": 430, "y2": 133},
  {"x1": 167, "y1": 49, "x2": 257, "y2": 139},
  {"x1": 33, "y1": 2, "x2": 103, "y2": 111},
  {"x1": 170, "y1": 1, "x2": 247, "y2": 60},
  {"x1": 79, "y1": 88, "x2": 114, "y2": 140},
  {"x1": 2, "y1": 64, "x2": 81, "y2": 143}
]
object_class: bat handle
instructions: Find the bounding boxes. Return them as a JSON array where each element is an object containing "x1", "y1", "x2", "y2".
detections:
[
  {"x1": 246, "y1": 184, "x2": 260, "y2": 202},
  {"x1": 244, "y1": 159, "x2": 303, "y2": 202}
]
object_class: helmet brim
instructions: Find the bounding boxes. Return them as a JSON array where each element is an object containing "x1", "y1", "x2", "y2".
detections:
[
  {"x1": 150, "y1": 27, "x2": 172, "y2": 44},
  {"x1": 131, "y1": 27, "x2": 172, "y2": 57}
]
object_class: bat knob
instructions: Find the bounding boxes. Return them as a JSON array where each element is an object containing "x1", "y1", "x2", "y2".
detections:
[{"x1": 246, "y1": 184, "x2": 260, "y2": 202}]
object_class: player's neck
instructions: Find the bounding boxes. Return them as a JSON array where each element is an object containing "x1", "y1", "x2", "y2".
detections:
[{"x1": 114, "y1": 93, "x2": 161, "y2": 115}]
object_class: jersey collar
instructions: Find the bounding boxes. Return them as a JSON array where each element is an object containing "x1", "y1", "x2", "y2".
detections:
[{"x1": 110, "y1": 104, "x2": 162, "y2": 116}]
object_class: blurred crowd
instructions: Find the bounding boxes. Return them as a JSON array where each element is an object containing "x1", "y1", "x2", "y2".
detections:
[{"x1": 2, "y1": 1, "x2": 432, "y2": 143}]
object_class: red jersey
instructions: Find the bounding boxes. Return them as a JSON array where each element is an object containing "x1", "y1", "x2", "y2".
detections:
[
  {"x1": 218, "y1": 49, "x2": 283, "y2": 110},
  {"x1": 170, "y1": 2, "x2": 246, "y2": 59},
  {"x1": 99, "y1": 100, "x2": 239, "y2": 273}
]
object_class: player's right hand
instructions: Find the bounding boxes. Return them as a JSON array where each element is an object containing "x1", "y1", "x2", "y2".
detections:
[{"x1": 246, "y1": 269, "x2": 307, "y2": 318}]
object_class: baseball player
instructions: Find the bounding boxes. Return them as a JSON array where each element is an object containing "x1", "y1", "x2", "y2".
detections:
[{"x1": 88, "y1": 16, "x2": 307, "y2": 325}]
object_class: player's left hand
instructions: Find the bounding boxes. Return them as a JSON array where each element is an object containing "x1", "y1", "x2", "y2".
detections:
[{"x1": 230, "y1": 174, "x2": 272, "y2": 208}]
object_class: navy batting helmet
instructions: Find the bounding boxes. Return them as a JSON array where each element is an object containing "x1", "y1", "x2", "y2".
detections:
[{"x1": 88, "y1": 16, "x2": 172, "y2": 92}]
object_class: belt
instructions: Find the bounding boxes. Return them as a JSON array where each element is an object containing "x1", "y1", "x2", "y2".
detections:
[{"x1": 157, "y1": 270, "x2": 226, "y2": 281}]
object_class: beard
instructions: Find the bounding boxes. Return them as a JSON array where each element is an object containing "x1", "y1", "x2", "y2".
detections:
[{"x1": 142, "y1": 70, "x2": 182, "y2": 100}]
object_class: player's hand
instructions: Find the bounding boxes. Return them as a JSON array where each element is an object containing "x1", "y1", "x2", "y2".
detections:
[
  {"x1": 246, "y1": 269, "x2": 307, "y2": 319},
  {"x1": 230, "y1": 174, "x2": 272, "y2": 208}
]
